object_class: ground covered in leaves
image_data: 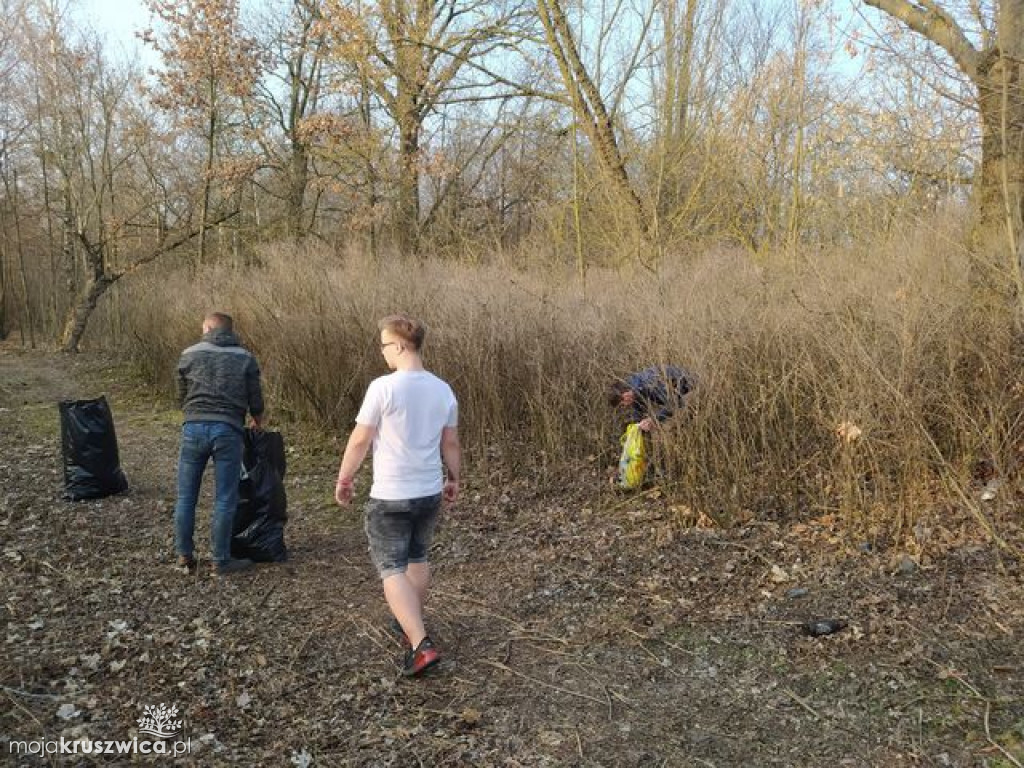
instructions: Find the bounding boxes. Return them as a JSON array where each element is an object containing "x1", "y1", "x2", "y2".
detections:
[{"x1": 1, "y1": 346, "x2": 1023, "y2": 767}]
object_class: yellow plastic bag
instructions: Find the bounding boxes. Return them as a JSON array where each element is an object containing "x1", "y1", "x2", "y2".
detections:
[{"x1": 617, "y1": 423, "x2": 648, "y2": 489}]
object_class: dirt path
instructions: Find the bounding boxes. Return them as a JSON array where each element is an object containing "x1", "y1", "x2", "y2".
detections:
[{"x1": 1, "y1": 348, "x2": 1022, "y2": 767}]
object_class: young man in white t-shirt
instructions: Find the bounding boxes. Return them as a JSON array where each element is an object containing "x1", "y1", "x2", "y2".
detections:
[{"x1": 334, "y1": 314, "x2": 460, "y2": 677}]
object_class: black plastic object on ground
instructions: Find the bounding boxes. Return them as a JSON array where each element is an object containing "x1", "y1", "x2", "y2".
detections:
[
  {"x1": 231, "y1": 428, "x2": 288, "y2": 562},
  {"x1": 803, "y1": 618, "x2": 846, "y2": 637},
  {"x1": 59, "y1": 396, "x2": 129, "y2": 501}
]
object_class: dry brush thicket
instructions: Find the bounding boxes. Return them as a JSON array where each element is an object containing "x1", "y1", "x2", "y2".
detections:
[{"x1": 81, "y1": 213, "x2": 1023, "y2": 541}]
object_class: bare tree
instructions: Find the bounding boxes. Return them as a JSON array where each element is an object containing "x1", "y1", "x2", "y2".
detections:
[
  {"x1": 536, "y1": 0, "x2": 654, "y2": 264},
  {"x1": 247, "y1": 0, "x2": 329, "y2": 240},
  {"x1": 9, "y1": 6, "x2": 227, "y2": 351},
  {"x1": 0, "y1": 0, "x2": 27, "y2": 341},
  {"x1": 318, "y1": 0, "x2": 529, "y2": 256},
  {"x1": 863, "y1": 1, "x2": 1023, "y2": 274},
  {"x1": 143, "y1": 0, "x2": 263, "y2": 266}
]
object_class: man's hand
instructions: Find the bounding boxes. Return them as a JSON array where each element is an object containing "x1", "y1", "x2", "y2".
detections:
[
  {"x1": 335, "y1": 477, "x2": 354, "y2": 505},
  {"x1": 638, "y1": 417, "x2": 654, "y2": 432},
  {"x1": 443, "y1": 479, "x2": 459, "y2": 504},
  {"x1": 251, "y1": 413, "x2": 265, "y2": 430}
]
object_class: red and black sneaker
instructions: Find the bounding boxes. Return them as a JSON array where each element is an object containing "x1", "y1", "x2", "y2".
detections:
[
  {"x1": 389, "y1": 617, "x2": 411, "y2": 648},
  {"x1": 402, "y1": 637, "x2": 440, "y2": 677}
]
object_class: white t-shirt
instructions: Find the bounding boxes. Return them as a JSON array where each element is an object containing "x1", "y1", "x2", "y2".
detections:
[{"x1": 355, "y1": 370, "x2": 458, "y2": 500}]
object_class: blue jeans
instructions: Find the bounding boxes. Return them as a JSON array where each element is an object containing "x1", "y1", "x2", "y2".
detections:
[{"x1": 174, "y1": 421, "x2": 244, "y2": 565}]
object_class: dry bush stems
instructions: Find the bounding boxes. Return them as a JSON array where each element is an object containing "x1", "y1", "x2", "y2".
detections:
[{"x1": 87, "y1": 224, "x2": 1024, "y2": 541}]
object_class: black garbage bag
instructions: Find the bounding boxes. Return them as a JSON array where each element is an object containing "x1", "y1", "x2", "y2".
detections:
[
  {"x1": 59, "y1": 396, "x2": 129, "y2": 501},
  {"x1": 233, "y1": 515, "x2": 288, "y2": 563},
  {"x1": 231, "y1": 428, "x2": 287, "y2": 562}
]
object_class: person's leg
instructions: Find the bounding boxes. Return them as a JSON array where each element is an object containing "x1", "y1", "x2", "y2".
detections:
[
  {"x1": 406, "y1": 561, "x2": 431, "y2": 605},
  {"x1": 404, "y1": 494, "x2": 441, "y2": 619},
  {"x1": 364, "y1": 497, "x2": 428, "y2": 645},
  {"x1": 382, "y1": 573, "x2": 428, "y2": 648},
  {"x1": 210, "y1": 423, "x2": 244, "y2": 566},
  {"x1": 174, "y1": 423, "x2": 210, "y2": 561}
]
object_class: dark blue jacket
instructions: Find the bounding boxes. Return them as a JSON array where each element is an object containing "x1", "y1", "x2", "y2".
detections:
[{"x1": 625, "y1": 365, "x2": 694, "y2": 422}]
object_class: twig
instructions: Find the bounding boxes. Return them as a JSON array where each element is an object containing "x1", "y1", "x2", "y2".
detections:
[
  {"x1": 704, "y1": 537, "x2": 775, "y2": 568},
  {"x1": 507, "y1": 631, "x2": 571, "y2": 647},
  {"x1": 256, "y1": 583, "x2": 278, "y2": 610},
  {"x1": 784, "y1": 688, "x2": 865, "y2": 739},
  {"x1": 1, "y1": 685, "x2": 63, "y2": 700},
  {"x1": 2, "y1": 689, "x2": 48, "y2": 730},
  {"x1": 985, "y1": 700, "x2": 1024, "y2": 768},
  {"x1": 480, "y1": 660, "x2": 606, "y2": 705},
  {"x1": 624, "y1": 626, "x2": 699, "y2": 656},
  {"x1": 924, "y1": 658, "x2": 984, "y2": 698},
  {"x1": 434, "y1": 590, "x2": 569, "y2": 645},
  {"x1": 933, "y1": 663, "x2": 1022, "y2": 768},
  {"x1": 607, "y1": 485, "x2": 667, "y2": 511},
  {"x1": 605, "y1": 686, "x2": 636, "y2": 706},
  {"x1": 784, "y1": 687, "x2": 823, "y2": 720},
  {"x1": 575, "y1": 727, "x2": 583, "y2": 759},
  {"x1": 622, "y1": 632, "x2": 685, "y2": 678}
]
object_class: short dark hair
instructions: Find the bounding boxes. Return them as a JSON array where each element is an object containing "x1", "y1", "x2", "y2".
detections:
[
  {"x1": 607, "y1": 380, "x2": 630, "y2": 407},
  {"x1": 379, "y1": 314, "x2": 426, "y2": 351},
  {"x1": 205, "y1": 312, "x2": 233, "y2": 331}
]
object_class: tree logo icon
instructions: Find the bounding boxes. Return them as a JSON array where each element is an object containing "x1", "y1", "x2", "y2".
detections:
[{"x1": 137, "y1": 703, "x2": 183, "y2": 739}]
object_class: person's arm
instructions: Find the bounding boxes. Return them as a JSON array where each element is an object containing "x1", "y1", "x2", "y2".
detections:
[
  {"x1": 440, "y1": 425, "x2": 461, "y2": 503},
  {"x1": 247, "y1": 357, "x2": 266, "y2": 428},
  {"x1": 176, "y1": 358, "x2": 188, "y2": 408},
  {"x1": 335, "y1": 424, "x2": 376, "y2": 505},
  {"x1": 634, "y1": 384, "x2": 671, "y2": 428}
]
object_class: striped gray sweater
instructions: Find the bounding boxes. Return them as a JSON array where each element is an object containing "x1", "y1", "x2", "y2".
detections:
[{"x1": 176, "y1": 329, "x2": 264, "y2": 428}]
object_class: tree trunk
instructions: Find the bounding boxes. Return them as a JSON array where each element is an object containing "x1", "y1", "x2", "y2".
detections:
[
  {"x1": 60, "y1": 274, "x2": 117, "y2": 353},
  {"x1": 0, "y1": 209, "x2": 8, "y2": 341},
  {"x1": 396, "y1": 115, "x2": 421, "y2": 256},
  {"x1": 34, "y1": 80, "x2": 60, "y2": 333},
  {"x1": 977, "y1": 60, "x2": 1024, "y2": 241},
  {"x1": 4, "y1": 169, "x2": 36, "y2": 348},
  {"x1": 288, "y1": 141, "x2": 309, "y2": 240},
  {"x1": 658, "y1": 0, "x2": 699, "y2": 214},
  {"x1": 538, "y1": 0, "x2": 652, "y2": 255},
  {"x1": 862, "y1": 0, "x2": 1023, "y2": 246},
  {"x1": 199, "y1": 80, "x2": 218, "y2": 267}
]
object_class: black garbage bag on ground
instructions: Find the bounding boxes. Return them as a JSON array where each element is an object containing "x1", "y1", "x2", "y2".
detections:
[
  {"x1": 231, "y1": 428, "x2": 287, "y2": 562},
  {"x1": 234, "y1": 515, "x2": 288, "y2": 563},
  {"x1": 59, "y1": 396, "x2": 129, "y2": 501}
]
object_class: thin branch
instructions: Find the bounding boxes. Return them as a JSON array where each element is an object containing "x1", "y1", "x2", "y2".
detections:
[{"x1": 862, "y1": 0, "x2": 982, "y2": 81}]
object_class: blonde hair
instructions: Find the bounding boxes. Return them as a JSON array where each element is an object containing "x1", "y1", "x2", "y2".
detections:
[{"x1": 379, "y1": 314, "x2": 426, "y2": 350}]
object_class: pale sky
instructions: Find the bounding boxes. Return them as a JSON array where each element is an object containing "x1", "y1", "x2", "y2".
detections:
[{"x1": 76, "y1": 0, "x2": 153, "y2": 62}]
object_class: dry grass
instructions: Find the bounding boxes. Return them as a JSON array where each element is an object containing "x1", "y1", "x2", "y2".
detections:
[{"x1": 84, "y1": 216, "x2": 1024, "y2": 540}]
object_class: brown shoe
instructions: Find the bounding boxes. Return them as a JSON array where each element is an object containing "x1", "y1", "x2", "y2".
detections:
[{"x1": 177, "y1": 555, "x2": 197, "y2": 572}]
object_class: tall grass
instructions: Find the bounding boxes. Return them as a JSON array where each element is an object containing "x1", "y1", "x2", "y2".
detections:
[{"x1": 89, "y1": 218, "x2": 1024, "y2": 538}]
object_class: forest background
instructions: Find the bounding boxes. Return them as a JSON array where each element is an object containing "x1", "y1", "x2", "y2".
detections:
[{"x1": 1, "y1": 0, "x2": 1023, "y2": 545}]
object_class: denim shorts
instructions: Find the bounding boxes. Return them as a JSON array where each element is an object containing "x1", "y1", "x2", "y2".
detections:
[{"x1": 364, "y1": 494, "x2": 442, "y2": 578}]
